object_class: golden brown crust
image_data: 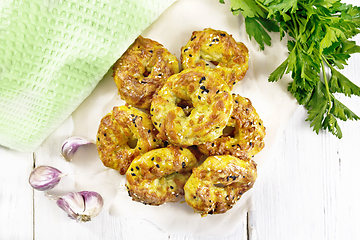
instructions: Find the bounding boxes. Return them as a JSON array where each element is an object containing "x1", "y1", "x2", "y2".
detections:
[
  {"x1": 113, "y1": 36, "x2": 180, "y2": 109},
  {"x1": 181, "y1": 28, "x2": 249, "y2": 89},
  {"x1": 125, "y1": 146, "x2": 198, "y2": 206},
  {"x1": 150, "y1": 67, "x2": 233, "y2": 147},
  {"x1": 198, "y1": 94, "x2": 266, "y2": 159},
  {"x1": 184, "y1": 155, "x2": 257, "y2": 216},
  {"x1": 96, "y1": 106, "x2": 163, "y2": 175}
]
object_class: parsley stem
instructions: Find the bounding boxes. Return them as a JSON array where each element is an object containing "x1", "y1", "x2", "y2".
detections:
[
  {"x1": 254, "y1": 0, "x2": 269, "y2": 12},
  {"x1": 321, "y1": 58, "x2": 332, "y2": 112}
]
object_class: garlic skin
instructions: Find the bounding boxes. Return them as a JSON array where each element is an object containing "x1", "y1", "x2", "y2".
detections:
[
  {"x1": 56, "y1": 191, "x2": 104, "y2": 222},
  {"x1": 29, "y1": 165, "x2": 63, "y2": 191},
  {"x1": 61, "y1": 136, "x2": 94, "y2": 162}
]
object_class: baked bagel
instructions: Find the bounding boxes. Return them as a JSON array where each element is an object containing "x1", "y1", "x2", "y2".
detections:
[
  {"x1": 184, "y1": 155, "x2": 257, "y2": 216},
  {"x1": 113, "y1": 36, "x2": 180, "y2": 109},
  {"x1": 181, "y1": 28, "x2": 249, "y2": 89},
  {"x1": 126, "y1": 146, "x2": 198, "y2": 205},
  {"x1": 96, "y1": 105, "x2": 163, "y2": 175},
  {"x1": 198, "y1": 94, "x2": 266, "y2": 159},
  {"x1": 150, "y1": 67, "x2": 233, "y2": 147}
]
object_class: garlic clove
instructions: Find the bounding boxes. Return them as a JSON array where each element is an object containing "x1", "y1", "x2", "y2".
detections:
[
  {"x1": 61, "y1": 136, "x2": 94, "y2": 162},
  {"x1": 56, "y1": 191, "x2": 104, "y2": 222},
  {"x1": 56, "y1": 192, "x2": 85, "y2": 221},
  {"x1": 29, "y1": 165, "x2": 63, "y2": 191},
  {"x1": 80, "y1": 191, "x2": 104, "y2": 219}
]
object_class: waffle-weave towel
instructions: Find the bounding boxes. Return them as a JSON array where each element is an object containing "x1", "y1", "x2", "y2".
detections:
[{"x1": 0, "y1": 0, "x2": 176, "y2": 152}]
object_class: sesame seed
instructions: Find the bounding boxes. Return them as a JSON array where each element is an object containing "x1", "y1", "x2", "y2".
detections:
[
  {"x1": 191, "y1": 36, "x2": 196, "y2": 41},
  {"x1": 131, "y1": 173, "x2": 136, "y2": 176},
  {"x1": 156, "y1": 164, "x2": 160, "y2": 168},
  {"x1": 136, "y1": 166, "x2": 139, "y2": 170},
  {"x1": 189, "y1": 54, "x2": 193, "y2": 57}
]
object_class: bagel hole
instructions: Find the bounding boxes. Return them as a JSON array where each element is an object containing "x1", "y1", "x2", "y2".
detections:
[
  {"x1": 222, "y1": 126, "x2": 235, "y2": 137},
  {"x1": 127, "y1": 138, "x2": 138, "y2": 149},
  {"x1": 203, "y1": 59, "x2": 219, "y2": 68},
  {"x1": 143, "y1": 69, "x2": 151, "y2": 77},
  {"x1": 213, "y1": 183, "x2": 226, "y2": 188},
  {"x1": 177, "y1": 99, "x2": 194, "y2": 117}
]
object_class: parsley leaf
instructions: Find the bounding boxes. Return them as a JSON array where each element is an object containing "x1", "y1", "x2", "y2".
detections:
[
  {"x1": 221, "y1": 0, "x2": 360, "y2": 138},
  {"x1": 245, "y1": 17, "x2": 275, "y2": 50},
  {"x1": 328, "y1": 66, "x2": 360, "y2": 96}
]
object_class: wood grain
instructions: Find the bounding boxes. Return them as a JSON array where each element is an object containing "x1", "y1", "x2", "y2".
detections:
[
  {"x1": 0, "y1": 0, "x2": 359, "y2": 239},
  {"x1": 250, "y1": 33, "x2": 360, "y2": 240},
  {"x1": 0, "y1": 148, "x2": 33, "y2": 239}
]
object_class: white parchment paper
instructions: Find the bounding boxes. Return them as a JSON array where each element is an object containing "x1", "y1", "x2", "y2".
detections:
[{"x1": 67, "y1": 0, "x2": 298, "y2": 236}]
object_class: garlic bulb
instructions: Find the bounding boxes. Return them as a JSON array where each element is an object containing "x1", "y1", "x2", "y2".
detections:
[
  {"x1": 29, "y1": 165, "x2": 64, "y2": 191},
  {"x1": 56, "y1": 191, "x2": 104, "y2": 222},
  {"x1": 61, "y1": 136, "x2": 94, "y2": 162}
]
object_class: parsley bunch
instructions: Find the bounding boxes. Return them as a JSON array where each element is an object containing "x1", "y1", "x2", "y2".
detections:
[{"x1": 221, "y1": 0, "x2": 360, "y2": 138}]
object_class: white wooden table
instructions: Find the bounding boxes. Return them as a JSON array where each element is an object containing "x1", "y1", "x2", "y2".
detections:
[{"x1": 1, "y1": 3, "x2": 360, "y2": 240}]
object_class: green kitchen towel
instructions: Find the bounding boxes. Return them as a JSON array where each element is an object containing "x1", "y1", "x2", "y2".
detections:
[{"x1": 0, "y1": 0, "x2": 176, "y2": 152}]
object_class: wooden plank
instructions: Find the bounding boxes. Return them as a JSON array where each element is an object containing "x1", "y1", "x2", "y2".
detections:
[
  {"x1": 32, "y1": 117, "x2": 249, "y2": 239},
  {"x1": 250, "y1": 34, "x2": 360, "y2": 240},
  {"x1": 168, "y1": 220, "x2": 248, "y2": 240},
  {"x1": 0, "y1": 146, "x2": 33, "y2": 239},
  {"x1": 33, "y1": 117, "x2": 171, "y2": 240}
]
